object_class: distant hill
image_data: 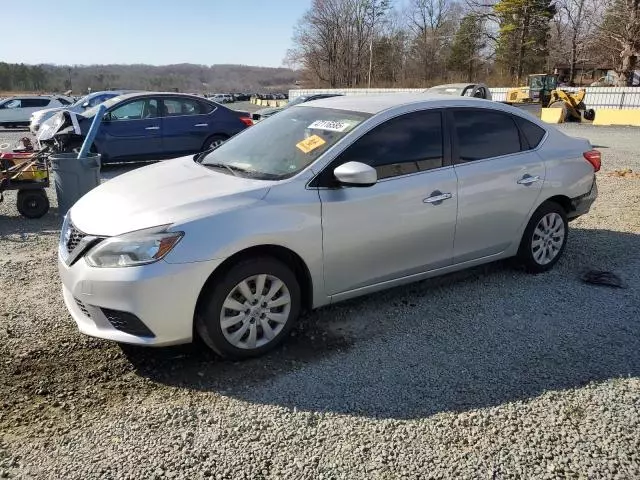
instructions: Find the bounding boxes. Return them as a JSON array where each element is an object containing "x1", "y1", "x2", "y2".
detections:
[{"x1": 0, "y1": 62, "x2": 298, "y2": 94}]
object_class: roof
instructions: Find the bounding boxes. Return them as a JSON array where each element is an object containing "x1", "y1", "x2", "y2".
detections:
[
  {"x1": 298, "y1": 93, "x2": 498, "y2": 115},
  {"x1": 110, "y1": 91, "x2": 206, "y2": 101},
  {"x1": 1, "y1": 95, "x2": 67, "y2": 100},
  {"x1": 428, "y1": 83, "x2": 478, "y2": 89}
]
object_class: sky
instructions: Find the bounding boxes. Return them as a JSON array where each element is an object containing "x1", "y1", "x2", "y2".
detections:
[{"x1": 0, "y1": 0, "x2": 311, "y2": 68}]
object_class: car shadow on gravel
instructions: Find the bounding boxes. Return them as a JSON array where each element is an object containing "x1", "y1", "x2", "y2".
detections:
[
  {"x1": 121, "y1": 227, "x2": 640, "y2": 420},
  {"x1": 0, "y1": 208, "x2": 62, "y2": 238}
]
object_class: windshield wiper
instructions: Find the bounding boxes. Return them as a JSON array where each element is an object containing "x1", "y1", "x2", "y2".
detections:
[
  {"x1": 203, "y1": 162, "x2": 283, "y2": 180},
  {"x1": 204, "y1": 162, "x2": 240, "y2": 177}
]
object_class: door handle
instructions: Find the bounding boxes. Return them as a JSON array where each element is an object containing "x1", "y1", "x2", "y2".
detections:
[
  {"x1": 423, "y1": 191, "x2": 453, "y2": 204},
  {"x1": 517, "y1": 174, "x2": 540, "y2": 185},
  {"x1": 145, "y1": 126, "x2": 160, "y2": 130},
  {"x1": 194, "y1": 123, "x2": 208, "y2": 127}
]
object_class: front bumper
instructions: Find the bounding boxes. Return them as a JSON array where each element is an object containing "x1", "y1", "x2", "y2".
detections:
[
  {"x1": 569, "y1": 177, "x2": 598, "y2": 219},
  {"x1": 58, "y1": 253, "x2": 224, "y2": 346}
]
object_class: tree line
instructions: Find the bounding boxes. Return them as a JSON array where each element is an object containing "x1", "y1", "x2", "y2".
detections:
[
  {"x1": 0, "y1": 63, "x2": 297, "y2": 94},
  {"x1": 285, "y1": 0, "x2": 640, "y2": 88}
]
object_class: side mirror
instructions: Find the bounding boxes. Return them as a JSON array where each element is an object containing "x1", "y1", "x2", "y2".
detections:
[
  {"x1": 102, "y1": 112, "x2": 111, "y2": 122},
  {"x1": 82, "y1": 102, "x2": 90, "y2": 108},
  {"x1": 333, "y1": 161, "x2": 377, "y2": 187}
]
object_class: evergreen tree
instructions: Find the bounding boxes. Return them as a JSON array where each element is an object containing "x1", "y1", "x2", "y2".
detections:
[
  {"x1": 448, "y1": 14, "x2": 486, "y2": 81},
  {"x1": 495, "y1": 0, "x2": 556, "y2": 84}
]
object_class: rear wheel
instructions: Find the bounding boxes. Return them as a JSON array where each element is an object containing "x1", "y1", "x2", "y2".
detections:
[
  {"x1": 517, "y1": 201, "x2": 568, "y2": 273},
  {"x1": 17, "y1": 189, "x2": 50, "y2": 219},
  {"x1": 202, "y1": 134, "x2": 228, "y2": 152},
  {"x1": 195, "y1": 257, "x2": 301, "y2": 359}
]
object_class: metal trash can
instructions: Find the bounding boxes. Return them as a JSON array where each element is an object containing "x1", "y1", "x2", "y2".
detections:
[{"x1": 49, "y1": 153, "x2": 101, "y2": 216}]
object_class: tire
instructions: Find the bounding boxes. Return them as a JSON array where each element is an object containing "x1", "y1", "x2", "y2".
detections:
[
  {"x1": 202, "y1": 134, "x2": 228, "y2": 152},
  {"x1": 517, "y1": 201, "x2": 569, "y2": 273},
  {"x1": 583, "y1": 109, "x2": 596, "y2": 121},
  {"x1": 17, "y1": 189, "x2": 50, "y2": 219},
  {"x1": 195, "y1": 257, "x2": 301, "y2": 359}
]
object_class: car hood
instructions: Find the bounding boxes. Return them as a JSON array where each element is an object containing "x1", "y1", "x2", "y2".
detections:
[
  {"x1": 32, "y1": 106, "x2": 68, "y2": 118},
  {"x1": 70, "y1": 155, "x2": 272, "y2": 237}
]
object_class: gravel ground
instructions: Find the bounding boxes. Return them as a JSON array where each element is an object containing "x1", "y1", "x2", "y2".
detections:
[{"x1": 1, "y1": 124, "x2": 639, "y2": 479}]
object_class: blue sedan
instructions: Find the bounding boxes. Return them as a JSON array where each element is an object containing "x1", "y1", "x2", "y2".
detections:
[{"x1": 70, "y1": 93, "x2": 253, "y2": 163}]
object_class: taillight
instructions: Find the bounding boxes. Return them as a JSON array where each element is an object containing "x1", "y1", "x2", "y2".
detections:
[
  {"x1": 239, "y1": 117, "x2": 253, "y2": 126},
  {"x1": 583, "y1": 150, "x2": 601, "y2": 172}
]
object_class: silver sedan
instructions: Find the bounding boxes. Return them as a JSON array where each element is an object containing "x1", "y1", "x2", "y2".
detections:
[{"x1": 58, "y1": 94, "x2": 599, "y2": 359}]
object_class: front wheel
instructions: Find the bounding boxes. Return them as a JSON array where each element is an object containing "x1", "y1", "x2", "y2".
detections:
[
  {"x1": 196, "y1": 257, "x2": 301, "y2": 359},
  {"x1": 517, "y1": 201, "x2": 568, "y2": 273}
]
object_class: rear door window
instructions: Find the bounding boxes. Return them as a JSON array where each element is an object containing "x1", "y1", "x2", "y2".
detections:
[
  {"x1": 22, "y1": 98, "x2": 52, "y2": 108},
  {"x1": 452, "y1": 109, "x2": 522, "y2": 162},
  {"x1": 162, "y1": 98, "x2": 209, "y2": 116}
]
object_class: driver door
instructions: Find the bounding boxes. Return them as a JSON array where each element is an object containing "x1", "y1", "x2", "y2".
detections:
[
  {"x1": 99, "y1": 98, "x2": 163, "y2": 161},
  {"x1": 316, "y1": 109, "x2": 458, "y2": 296}
]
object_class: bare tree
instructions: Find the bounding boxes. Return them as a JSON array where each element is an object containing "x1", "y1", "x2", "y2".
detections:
[
  {"x1": 407, "y1": 0, "x2": 456, "y2": 83},
  {"x1": 598, "y1": 0, "x2": 640, "y2": 85},
  {"x1": 556, "y1": 0, "x2": 600, "y2": 84}
]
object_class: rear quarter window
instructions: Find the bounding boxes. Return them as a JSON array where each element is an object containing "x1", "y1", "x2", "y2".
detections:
[
  {"x1": 515, "y1": 116, "x2": 546, "y2": 149},
  {"x1": 199, "y1": 100, "x2": 215, "y2": 114}
]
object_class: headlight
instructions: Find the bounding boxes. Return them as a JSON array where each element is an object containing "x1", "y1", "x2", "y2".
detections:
[{"x1": 85, "y1": 226, "x2": 183, "y2": 268}]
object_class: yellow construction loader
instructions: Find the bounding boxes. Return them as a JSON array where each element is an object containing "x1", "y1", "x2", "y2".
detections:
[{"x1": 505, "y1": 73, "x2": 595, "y2": 122}]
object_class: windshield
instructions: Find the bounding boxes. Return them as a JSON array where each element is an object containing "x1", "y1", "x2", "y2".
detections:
[
  {"x1": 70, "y1": 94, "x2": 91, "y2": 108},
  {"x1": 83, "y1": 96, "x2": 126, "y2": 117},
  {"x1": 199, "y1": 106, "x2": 371, "y2": 180}
]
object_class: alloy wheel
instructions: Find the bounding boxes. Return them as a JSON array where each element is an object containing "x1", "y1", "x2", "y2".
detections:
[
  {"x1": 531, "y1": 212, "x2": 565, "y2": 265},
  {"x1": 209, "y1": 138, "x2": 225, "y2": 149},
  {"x1": 220, "y1": 274, "x2": 291, "y2": 350}
]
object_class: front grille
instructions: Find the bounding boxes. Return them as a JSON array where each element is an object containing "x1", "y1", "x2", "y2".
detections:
[
  {"x1": 75, "y1": 298, "x2": 91, "y2": 318},
  {"x1": 66, "y1": 223, "x2": 87, "y2": 254},
  {"x1": 101, "y1": 308, "x2": 155, "y2": 338}
]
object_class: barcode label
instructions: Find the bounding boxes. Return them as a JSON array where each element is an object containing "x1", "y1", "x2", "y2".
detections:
[{"x1": 308, "y1": 120, "x2": 352, "y2": 132}]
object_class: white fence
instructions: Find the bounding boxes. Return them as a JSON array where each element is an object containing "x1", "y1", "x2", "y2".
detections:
[{"x1": 289, "y1": 87, "x2": 640, "y2": 109}]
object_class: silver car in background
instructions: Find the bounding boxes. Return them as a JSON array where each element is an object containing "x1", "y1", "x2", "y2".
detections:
[
  {"x1": 29, "y1": 90, "x2": 130, "y2": 134},
  {"x1": 58, "y1": 94, "x2": 599, "y2": 359},
  {"x1": 427, "y1": 83, "x2": 492, "y2": 100}
]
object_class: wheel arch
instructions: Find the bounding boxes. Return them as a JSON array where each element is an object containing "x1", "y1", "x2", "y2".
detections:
[
  {"x1": 195, "y1": 244, "x2": 315, "y2": 317},
  {"x1": 542, "y1": 194, "x2": 572, "y2": 215}
]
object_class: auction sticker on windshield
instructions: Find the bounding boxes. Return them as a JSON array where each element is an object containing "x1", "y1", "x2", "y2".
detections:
[
  {"x1": 296, "y1": 135, "x2": 326, "y2": 153},
  {"x1": 307, "y1": 119, "x2": 357, "y2": 132}
]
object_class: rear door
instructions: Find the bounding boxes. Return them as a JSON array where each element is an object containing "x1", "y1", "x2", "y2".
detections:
[
  {"x1": 450, "y1": 108, "x2": 545, "y2": 263},
  {"x1": 160, "y1": 97, "x2": 216, "y2": 155},
  {"x1": 99, "y1": 97, "x2": 163, "y2": 161}
]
